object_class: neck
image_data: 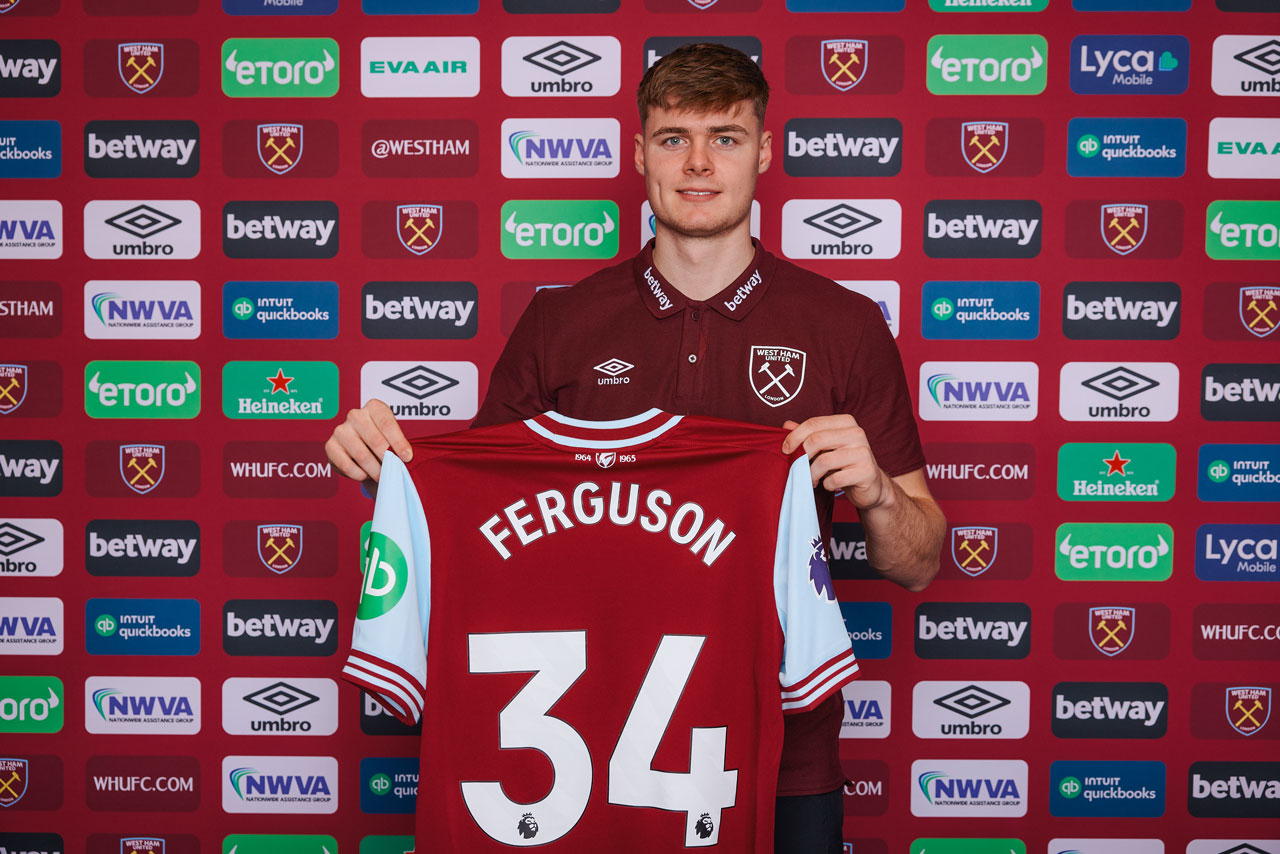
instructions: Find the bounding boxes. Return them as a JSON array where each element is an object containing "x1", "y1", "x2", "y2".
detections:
[{"x1": 651, "y1": 221, "x2": 755, "y2": 302}]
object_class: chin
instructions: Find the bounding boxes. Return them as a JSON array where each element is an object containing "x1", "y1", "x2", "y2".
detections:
[{"x1": 655, "y1": 209, "x2": 751, "y2": 240}]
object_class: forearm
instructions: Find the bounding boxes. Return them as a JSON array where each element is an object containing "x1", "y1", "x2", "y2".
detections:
[{"x1": 857, "y1": 475, "x2": 946, "y2": 592}]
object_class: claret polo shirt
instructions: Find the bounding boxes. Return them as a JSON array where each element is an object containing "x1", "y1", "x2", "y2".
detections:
[{"x1": 473, "y1": 238, "x2": 925, "y2": 796}]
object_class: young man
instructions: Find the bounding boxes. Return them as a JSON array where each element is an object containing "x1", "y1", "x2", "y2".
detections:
[{"x1": 328, "y1": 43, "x2": 944, "y2": 853}]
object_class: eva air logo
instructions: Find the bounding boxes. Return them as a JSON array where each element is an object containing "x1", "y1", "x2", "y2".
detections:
[
  {"x1": 222, "y1": 361, "x2": 338, "y2": 420},
  {"x1": 1055, "y1": 522, "x2": 1173, "y2": 581},
  {"x1": 931, "y1": 298, "x2": 955, "y2": 320},
  {"x1": 359, "y1": 531, "x2": 408, "y2": 619},
  {"x1": 1207, "y1": 200, "x2": 1280, "y2": 260},
  {"x1": 501, "y1": 200, "x2": 618, "y2": 259},
  {"x1": 1059, "y1": 775, "x2": 1082, "y2": 798},
  {"x1": 927, "y1": 35, "x2": 1048, "y2": 95},
  {"x1": 1207, "y1": 459, "x2": 1231, "y2": 483},
  {"x1": 95, "y1": 613, "x2": 118, "y2": 636},
  {"x1": 1057, "y1": 442, "x2": 1175, "y2": 502},
  {"x1": 369, "y1": 773, "x2": 391, "y2": 795},
  {"x1": 222, "y1": 39, "x2": 339, "y2": 98},
  {"x1": 85, "y1": 360, "x2": 201, "y2": 419},
  {"x1": 0, "y1": 675, "x2": 63, "y2": 733}
]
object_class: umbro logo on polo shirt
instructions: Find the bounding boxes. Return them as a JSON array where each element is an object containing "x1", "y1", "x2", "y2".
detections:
[{"x1": 595, "y1": 358, "x2": 633, "y2": 385}]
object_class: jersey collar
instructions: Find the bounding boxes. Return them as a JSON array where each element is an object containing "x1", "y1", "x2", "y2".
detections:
[
  {"x1": 632, "y1": 238, "x2": 776, "y2": 322},
  {"x1": 523, "y1": 409, "x2": 684, "y2": 450}
]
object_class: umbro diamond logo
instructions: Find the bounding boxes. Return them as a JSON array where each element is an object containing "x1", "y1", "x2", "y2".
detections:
[
  {"x1": 594, "y1": 358, "x2": 633, "y2": 376},
  {"x1": 933, "y1": 684, "x2": 1012, "y2": 719},
  {"x1": 242, "y1": 681, "x2": 320, "y2": 716},
  {"x1": 524, "y1": 41, "x2": 601, "y2": 76},
  {"x1": 381, "y1": 364, "x2": 459, "y2": 400},
  {"x1": 1237, "y1": 39, "x2": 1280, "y2": 76},
  {"x1": 105, "y1": 204, "x2": 181, "y2": 240},
  {"x1": 0, "y1": 521, "x2": 44, "y2": 556},
  {"x1": 804, "y1": 203, "x2": 882, "y2": 239},
  {"x1": 1082, "y1": 366, "x2": 1159, "y2": 401}
]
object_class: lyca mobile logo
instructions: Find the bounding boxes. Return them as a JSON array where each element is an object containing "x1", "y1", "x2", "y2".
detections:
[
  {"x1": 222, "y1": 39, "x2": 338, "y2": 98},
  {"x1": 1055, "y1": 523, "x2": 1173, "y2": 581},
  {"x1": 1199, "y1": 443, "x2": 1280, "y2": 502},
  {"x1": 222, "y1": 361, "x2": 338, "y2": 420},
  {"x1": 1068, "y1": 117, "x2": 1186, "y2": 177},
  {"x1": 911, "y1": 759, "x2": 1028, "y2": 816},
  {"x1": 501, "y1": 200, "x2": 618, "y2": 259},
  {"x1": 84, "y1": 360, "x2": 200, "y2": 419},
  {"x1": 1208, "y1": 201, "x2": 1280, "y2": 260},
  {"x1": 1071, "y1": 35, "x2": 1189, "y2": 94},
  {"x1": 926, "y1": 35, "x2": 1047, "y2": 95},
  {"x1": 1056, "y1": 443, "x2": 1175, "y2": 502},
  {"x1": 1196, "y1": 523, "x2": 1279, "y2": 581}
]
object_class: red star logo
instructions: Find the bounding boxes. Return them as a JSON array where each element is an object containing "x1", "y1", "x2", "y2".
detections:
[
  {"x1": 267, "y1": 368, "x2": 294, "y2": 394},
  {"x1": 1103, "y1": 450, "x2": 1130, "y2": 476}
]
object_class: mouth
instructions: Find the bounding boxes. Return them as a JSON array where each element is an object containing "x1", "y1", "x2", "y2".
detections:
[{"x1": 677, "y1": 189, "x2": 720, "y2": 199}]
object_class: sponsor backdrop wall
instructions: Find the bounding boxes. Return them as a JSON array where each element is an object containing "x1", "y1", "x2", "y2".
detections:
[{"x1": 0, "y1": 0, "x2": 1277, "y2": 852}]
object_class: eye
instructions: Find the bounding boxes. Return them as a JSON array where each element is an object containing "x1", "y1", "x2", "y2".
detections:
[
  {"x1": 717, "y1": 136, "x2": 736, "y2": 145},
  {"x1": 662, "y1": 136, "x2": 685, "y2": 147}
]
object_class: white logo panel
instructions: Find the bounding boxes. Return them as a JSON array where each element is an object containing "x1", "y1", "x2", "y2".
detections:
[
  {"x1": 222, "y1": 677, "x2": 338, "y2": 736},
  {"x1": 781, "y1": 199, "x2": 901, "y2": 260},
  {"x1": 1209, "y1": 118, "x2": 1280, "y2": 179},
  {"x1": 1053, "y1": 840, "x2": 1165, "y2": 854},
  {"x1": 840, "y1": 679, "x2": 891, "y2": 739},
  {"x1": 501, "y1": 118, "x2": 620, "y2": 178},
  {"x1": 0, "y1": 596, "x2": 63, "y2": 654},
  {"x1": 361, "y1": 37, "x2": 480, "y2": 98},
  {"x1": 502, "y1": 36, "x2": 621, "y2": 98},
  {"x1": 0, "y1": 200, "x2": 62, "y2": 259},
  {"x1": 1059, "y1": 362, "x2": 1180, "y2": 422},
  {"x1": 360, "y1": 360, "x2": 478, "y2": 421},
  {"x1": 1212, "y1": 35, "x2": 1280, "y2": 97},
  {"x1": 837, "y1": 281, "x2": 900, "y2": 339},
  {"x1": 912, "y1": 680, "x2": 1030, "y2": 739},
  {"x1": 222, "y1": 755, "x2": 338, "y2": 814},
  {"x1": 0, "y1": 519, "x2": 63, "y2": 577},
  {"x1": 910, "y1": 758, "x2": 1029, "y2": 817},
  {"x1": 919, "y1": 361, "x2": 1039, "y2": 422},
  {"x1": 84, "y1": 281, "x2": 201, "y2": 340},
  {"x1": 84, "y1": 675, "x2": 202, "y2": 734},
  {"x1": 83, "y1": 200, "x2": 201, "y2": 260}
]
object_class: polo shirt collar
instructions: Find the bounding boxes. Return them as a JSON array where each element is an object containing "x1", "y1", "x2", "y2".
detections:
[{"x1": 632, "y1": 238, "x2": 776, "y2": 321}]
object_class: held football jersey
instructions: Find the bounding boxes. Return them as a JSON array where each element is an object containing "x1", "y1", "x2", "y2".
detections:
[{"x1": 342, "y1": 409, "x2": 858, "y2": 852}]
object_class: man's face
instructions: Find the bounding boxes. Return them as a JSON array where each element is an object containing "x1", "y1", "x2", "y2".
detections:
[{"x1": 634, "y1": 100, "x2": 772, "y2": 241}]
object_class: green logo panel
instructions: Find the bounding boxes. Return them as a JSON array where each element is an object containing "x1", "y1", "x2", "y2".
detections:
[
  {"x1": 0, "y1": 675, "x2": 63, "y2": 733},
  {"x1": 1057, "y1": 442, "x2": 1175, "y2": 502},
  {"x1": 912, "y1": 841, "x2": 1027, "y2": 854},
  {"x1": 359, "y1": 530, "x2": 409, "y2": 619},
  {"x1": 223, "y1": 836, "x2": 339, "y2": 854},
  {"x1": 927, "y1": 35, "x2": 1048, "y2": 95},
  {"x1": 222, "y1": 361, "x2": 339, "y2": 420},
  {"x1": 85, "y1": 360, "x2": 202, "y2": 419},
  {"x1": 361, "y1": 838, "x2": 415, "y2": 854},
  {"x1": 930, "y1": 0, "x2": 1047, "y2": 9},
  {"x1": 1055, "y1": 522, "x2": 1174, "y2": 581},
  {"x1": 222, "y1": 38, "x2": 340, "y2": 98},
  {"x1": 1206, "y1": 201, "x2": 1280, "y2": 260},
  {"x1": 501, "y1": 200, "x2": 619, "y2": 260}
]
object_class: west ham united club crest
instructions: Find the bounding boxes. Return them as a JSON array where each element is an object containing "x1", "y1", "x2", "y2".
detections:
[
  {"x1": 119, "y1": 444, "x2": 165, "y2": 495},
  {"x1": 0, "y1": 758, "x2": 28, "y2": 808},
  {"x1": 0, "y1": 0, "x2": 21, "y2": 13},
  {"x1": 258, "y1": 523, "x2": 303, "y2": 573},
  {"x1": 687, "y1": 0, "x2": 718, "y2": 6},
  {"x1": 749, "y1": 345, "x2": 806, "y2": 408},
  {"x1": 961, "y1": 122, "x2": 1008, "y2": 174},
  {"x1": 951, "y1": 526, "x2": 997, "y2": 576},
  {"x1": 821, "y1": 40, "x2": 867, "y2": 92},
  {"x1": 1226, "y1": 686, "x2": 1271, "y2": 736},
  {"x1": 1100, "y1": 203, "x2": 1148, "y2": 256},
  {"x1": 0, "y1": 364, "x2": 27, "y2": 415},
  {"x1": 398, "y1": 204, "x2": 443, "y2": 256},
  {"x1": 1240, "y1": 285, "x2": 1279, "y2": 338},
  {"x1": 258, "y1": 123, "x2": 303, "y2": 175},
  {"x1": 121, "y1": 838, "x2": 166, "y2": 854},
  {"x1": 118, "y1": 42, "x2": 164, "y2": 94},
  {"x1": 1089, "y1": 606, "x2": 1134, "y2": 657}
]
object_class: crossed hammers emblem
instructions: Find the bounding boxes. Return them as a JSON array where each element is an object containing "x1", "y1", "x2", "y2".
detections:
[
  {"x1": 957, "y1": 538, "x2": 990, "y2": 569},
  {"x1": 125, "y1": 55, "x2": 157, "y2": 88},
  {"x1": 264, "y1": 535, "x2": 296, "y2": 568},
  {"x1": 757, "y1": 361, "x2": 795, "y2": 396},
  {"x1": 0, "y1": 770, "x2": 22, "y2": 800},
  {"x1": 1108, "y1": 217, "x2": 1141, "y2": 248},
  {"x1": 1233, "y1": 698, "x2": 1265, "y2": 729},
  {"x1": 264, "y1": 136, "x2": 297, "y2": 168},
  {"x1": 0, "y1": 378, "x2": 19, "y2": 407},
  {"x1": 1246, "y1": 299, "x2": 1277, "y2": 330},
  {"x1": 827, "y1": 51, "x2": 860, "y2": 85},
  {"x1": 968, "y1": 134, "x2": 1001, "y2": 166},
  {"x1": 126, "y1": 457, "x2": 158, "y2": 488},
  {"x1": 403, "y1": 216, "x2": 436, "y2": 249},
  {"x1": 1095, "y1": 618, "x2": 1127, "y2": 648}
]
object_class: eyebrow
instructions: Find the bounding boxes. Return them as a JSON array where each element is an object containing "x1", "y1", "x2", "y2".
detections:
[{"x1": 650, "y1": 124, "x2": 750, "y2": 137}]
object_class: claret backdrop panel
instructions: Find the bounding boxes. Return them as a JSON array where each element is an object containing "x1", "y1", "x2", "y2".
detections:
[{"x1": 1, "y1": 0, "x2": 1278, "y2": 851}]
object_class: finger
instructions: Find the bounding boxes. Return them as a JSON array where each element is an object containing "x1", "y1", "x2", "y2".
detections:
[
  {"x1": 801, "y1": 425, "x2": 869, "y2": 459},
  {"x1": 324, "y1": 435, "x2": 370, "y2": 483},
  {"x1": 349, "y1": 407, "x2": 392, "y2": 462},
  {"x1": 782, "y1": 414, "x2": 856, "y2": 454},
  {"x1": 336, "y1": 422, "x2": 384, "y2": 482},
  {"x1": 368, "y1": 399, "x2": 412, "y2": 462},
  {"x1": 809, "y1": 446, "x2": 868, "y2": 488}
]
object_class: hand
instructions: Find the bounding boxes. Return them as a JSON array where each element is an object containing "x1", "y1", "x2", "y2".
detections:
[
  {"x1": 324, "y1": 399, "x2": 411, "y2": 483},
  {"x1": 781, "y1": 414, "x2": 893, "y2": 510}
]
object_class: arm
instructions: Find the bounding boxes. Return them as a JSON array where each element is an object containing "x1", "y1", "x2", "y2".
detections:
[{"x1": 783, "y1": 416, "x2": 945, "y2": 592}]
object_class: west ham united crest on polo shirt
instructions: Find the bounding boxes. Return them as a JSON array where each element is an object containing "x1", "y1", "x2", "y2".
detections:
[{"x1": 749, "y1": 346, "x2": 806, "y2": 408}]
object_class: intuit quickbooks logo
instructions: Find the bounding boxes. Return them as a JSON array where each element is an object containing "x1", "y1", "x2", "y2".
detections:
[
  {"x1": 1050, "y1": 760, "x2": 1165, "y2": 816},
  {"x1": 926, "y1": 35, "x2": 1047, "y2": 95},
  {"x1": 221, "y1": 361, "x2": 338, "y2": 420},
  {"x1": 1198, "y1": 444, "x2": 1280, "y2": 502},
  {"x1": 921, "y1": 281, "x2": 1039, "y2": 340},
  {"x1": 223, "y1": 281, "x2": 339, "y2": 340},
  {"x1": 222, "y1": 39, "x2": 339, "y2": 98},
  {"x1": 85, "y1": 597, "x2": 200, "y2": 655},
  {"x1": 1067, "y1": 118, "x2": 1186, "y2": 177},
  {"x1": 500, "y1": 200, "x2": 618, "y2": 260},
  {"x1": 1207, "y1": 201, "x2": 1280, "y2": 260},
  {"x1": 1055, "y1": 522, "x2": 1173, "y2": 581},
  {"x1": 84, "y1": 360, "x2": 201, "y2": 419}
]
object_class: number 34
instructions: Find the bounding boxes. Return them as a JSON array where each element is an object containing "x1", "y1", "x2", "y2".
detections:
[{"x1": 462, "y1": 631, "x2": 738, "y2": 848}]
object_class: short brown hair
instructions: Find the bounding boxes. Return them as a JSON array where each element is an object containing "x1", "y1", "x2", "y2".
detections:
[{"x1": 636, "y1": 42, "x2": 769, "y2": 126}]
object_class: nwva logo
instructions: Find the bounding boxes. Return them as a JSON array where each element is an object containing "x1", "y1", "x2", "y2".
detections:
[
  {"x1": 921, "y1": 774, "x2": 1022, "y2": 801},
  {"x1": 910, "y1": 759, "x2": 1028, "y2": 816},
  {"x1": 222, "y1": 755, "x2": 338, "y2": 813},
  {"x1": 97, "y1": 692, "x2": 192, "y2": 717},
  {"x1": 0, "y1": 200, "x2": 61, "y2": 259},
  {"x1": 501, "y1": 118, "x2": 620, "y2": 178},
  {"x1": 231, "y1": 769, "x2": 331, "y2": 798},
  {"x1": 919, "y1": 361, "x2": 1038, "y2": 422},
  {"x1": 0, "y1": 614, "x2": 57, "y2": 638}
]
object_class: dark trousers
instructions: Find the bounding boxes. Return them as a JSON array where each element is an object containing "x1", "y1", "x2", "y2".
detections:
[{"x1": 773, "y1": 786, "x2": 844, "y2": 854}]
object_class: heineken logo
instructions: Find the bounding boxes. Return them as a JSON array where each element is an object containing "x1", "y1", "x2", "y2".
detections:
[
  {"x1": 1057, "y1": 442, "x2": 1175, "y2": 502},
  {"x1": 222, "y1": 361, "x2": 338, "y2": 420}
]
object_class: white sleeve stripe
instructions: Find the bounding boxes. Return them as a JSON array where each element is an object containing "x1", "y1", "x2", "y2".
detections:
[
  {"x1": 347, "y1": 651, "x2": 426, "y2": 710},
  {"x1": 781, "y1": 648, "x2": 860, "y2": 699},
  {"x1": 344, "y1": 659, "x2": 424, "y2": 717},
  {"x1": 781, "y1": 661, "x2": 861, "y2": 712},
  {"x1": 342, "y1": 665, "x2": 420, "y2": 725}
]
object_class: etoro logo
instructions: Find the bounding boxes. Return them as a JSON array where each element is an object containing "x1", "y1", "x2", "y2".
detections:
[
  {"x1": 502, "y1": 37, "x2": 620, "y2": 97},
  {"x1": 221, "y1": 38, "x2": 338, "y2": 98},
  {"x1": 0, "y1": 519, "x2": 62, "y2": 577},
  {"x1": 926, "y1": 35, "x2": 1047, "y2": 95},
  {"x1": 781, "y1": 199, "x2": 901, "y2": 259},
  {"x1": 361, "y1": 37, "x2": 479, "y2": 98},
  {"x1": 84, "y1": 201, "x2": 201, "y2": 260},
  {"x1": 911, "y1": 759, "x2": 1028, "y2": 816},
  {"x1": 1056, "y1": 442, "x2": 1175, "y2": 502},
  {"x1": 0, "y1": 40, "x2": 61, "y2": 98},
  {"x1": 919, "y1": 361, "x2": 1038, "y2": 422},
  {"x1": 912, "y1": 681, "x2": 1030, "y2": 739},
  {"x1": 0, "y1": 675, "x2": 62, "y2": 733},
  {"x1": 501, "y1": 200, "x2": 618, "y2": 259},
  {"x1": 1052, "y1": 682, "x2": 1169, "y2": 738},
  {"x1": 1208, "y1": 201, "x2": 1280, "y2": 260},
  {"x1": 84, "y1": 675, "x2": 199, "y2": 734},
  {"x1": 1055, "y1": 523, "x2": 1173, "y2": 581},
  {"x1": 1070, "y1": 34, "x2": 1189, "y2": 95},
  {"x1": 222, "y1": 361, "x2": 338, "y2": 421},
  {"x1": 84, "y1": 360, "x2": 200, "y2": 419},
  {"x1": 1212, "y1": 35, "x2": 1280, "y2": 97},
  {"x1": 222, "y1": 755, "x2": 338, "y2": 814},
  {"x1": 221, "y1": 835, "x2": 339, "y2": 854},
  {"x1": 1059, "y1": 362, "x2": 1179, "y2": 422}
]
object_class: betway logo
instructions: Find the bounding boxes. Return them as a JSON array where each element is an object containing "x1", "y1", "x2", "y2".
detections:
[
  {"x1": 927, "y1": 212, "x2": 1039, "y2": 245},
  {"x1": 88, "y1": 531, "x2": 196, "y2": 565},
  {"x1": 1066, "y1": 293, "x2": 1176, "y2": 327},
  {"x1": 1190, "y1": 773, "x2": 1280, "y2": 799},
  {"x1": 918, "y1": 615, "x2": 1027, "y2": 646},
  {"x1": 364, "y1": 293, "x2": 473, "y2": 326},
  {"x1": 787, "y1": 131, "x2": 898, "y2": 164},
  {"x1": 86, "y1": 134, "x2": 196, "y2": 165},
  {"x1": 0, "y1": 454, "x2": 60, "y2": 485},
  {"x1": 225, "y1": 611, "x2": 334, "y2": 644},
  {"x1": 1205, "y1": 373, "x2": 1280, "y2": 402},
  {"x1": 225, "y1": 214, "x2": 334, "y2": 246},
  {"x1": 1055, "y1": 693, "x2": 1165, "y2": 726},
  {"x1": 0, "y1": 54, "x2": 58, "y2": 85}
]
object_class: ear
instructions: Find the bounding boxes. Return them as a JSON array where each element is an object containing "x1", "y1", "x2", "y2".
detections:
[
  {"x1": 634, "y1": 131, "x2": 646, "y2": 176},
  {"x1": 757, "y1": 128, "x2": 773, "y2": 175}
]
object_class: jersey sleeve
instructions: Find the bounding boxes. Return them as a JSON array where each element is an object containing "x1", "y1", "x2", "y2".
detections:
[
  {"x1": 341, "y1": 454, "x2": 432, "y2": 726},
  {"x1": 774, "y1": 454, "x2": 860, "y2": 715}
]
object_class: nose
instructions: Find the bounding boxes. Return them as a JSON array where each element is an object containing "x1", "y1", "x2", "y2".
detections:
[{"x1": 683, "y1": 137, "x2": 713, "y2": 175}]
